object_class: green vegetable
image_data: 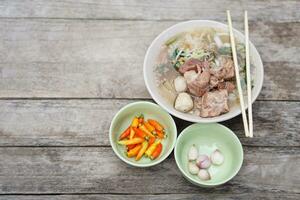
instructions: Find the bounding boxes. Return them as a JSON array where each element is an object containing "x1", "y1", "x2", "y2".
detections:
[
  {"x1": 190, "y1": 49, "x2": 209, "y2": 60},
  {"x1": 171, "y1": 47, "x2": 214, "y2": 70},
  {"x1": 238, "y1": 56, "x2": 246, "y2": 71},
  {"x1": 236, "y1": 43, "x2": 245, "y2": 54},
  {"x1": 218, "y1": 46, "x2": 232, "y2": 55},
  {"x1": 173, "y1": 61, "x2": 181, "y2": 69},
  {"x1": 171, "y1": 48, "x2": 180, "y2": 59},
  {"x1": 239, "y1": 72, "x2": 248, "y2": 92},
  {"x1": 171, "y1": 48, "x2": 184, "y2": 69}
]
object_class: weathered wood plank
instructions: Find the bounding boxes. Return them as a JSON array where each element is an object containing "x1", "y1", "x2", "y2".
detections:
[
  {"x1": 0, "y1": 193, "x2": 298, "y2": 200},
  {"x1": 0, "y1": 0, "x2": 299, "y2": 22},
  {"x1": 0, "y1": 99, "x2": 299, "y2": 147},
  {"x1": 0, "y1": 19, "x2": 299, "y2": 100},
  {"x1": 0, "y1": 147, "x2": 299, "y2": 194}
]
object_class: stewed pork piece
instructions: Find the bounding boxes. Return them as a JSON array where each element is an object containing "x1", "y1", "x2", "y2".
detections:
[
  {"x1": 209, "y1": 76, "x2": 219, "y2": 88},
  {"x1": 178, "y1": 58, "x2": 203, "y2": 74},
  {"x1": 200, "y1": 89, "x2": 229, "y2": 118},
  {"x1": 179, "y1": 58, "x2": 211, "y2": 73},
  {"x1": 217, "y1": 81, "x2": 236, "y2": 93},
  {"x1": 183, "y1": 60, "x2": 211, "y2": 97},
  {"x1": 210, "y1": 56, "x2": 235, "y2": 80},
  {"x1": 185, "y1": 70, "x2": 210, "y2": 97}
]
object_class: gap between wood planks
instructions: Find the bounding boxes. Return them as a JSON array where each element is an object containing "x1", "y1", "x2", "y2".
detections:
[
  {"x1": 0, "y1": 145, "x2": 299, "y2": 149},
  {"x1": 0, "y1": 97, "x2": 298, "y2": 102},
  {"x1": 0, "y1": 16, "x2": 299, "y2": 23},
  {"x1": 0, "y1": 192, "x2": 298, "y2": 195},
  {"x1": 0, "y1": 17, "x2": 190, "y2": 21}
]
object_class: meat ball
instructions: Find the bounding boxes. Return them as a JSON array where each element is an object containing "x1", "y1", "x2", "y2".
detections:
[
  {"x1": 174, "y1": 92, "x2": 194, "y2": 112},
  {"x1": 174, "y1": 76, "x2": 187, "y2": 92}
]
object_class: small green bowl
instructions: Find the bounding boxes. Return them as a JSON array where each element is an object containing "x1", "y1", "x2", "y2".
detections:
[
  {"x1": 109, "y1": 101, "x2": 177, "y2": 167},
  {"x1": 174, "y1": 123, "x2": 243, "y2": 187}
]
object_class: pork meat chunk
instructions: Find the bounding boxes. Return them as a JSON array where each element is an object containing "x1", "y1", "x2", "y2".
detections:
[
  {"x1": 217, "y1": 81, "x2": 236, "y2": 93},
  {"x1": 200, "y1": 89, "x2": 229, "y2": 117},
  {"x1": 179, "y1": 58, "x2": 208, "y2": 74},
  {"x1": 209, "y1": 76, "x2": 219, "y2": 88},
  {"x1": 184, "y1": 68, "x2": 211, "y2": 97},
  {"x1": 210, "y1": 57, "x2": 235, "y2": 80}
]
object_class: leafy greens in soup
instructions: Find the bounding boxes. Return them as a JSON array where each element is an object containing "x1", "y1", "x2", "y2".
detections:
[{"x1": 154, "y1": 28, "x2": 253, "y2": 118}]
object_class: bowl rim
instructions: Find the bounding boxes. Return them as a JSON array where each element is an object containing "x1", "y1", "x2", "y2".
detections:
[
  {"x1": 143, "y1": 19, "x2": 264, "y2": 123},
  {"x1": 109, "y1": 101, "x2": 177, "y2": 167},
  {"x1": 174, "y1": 123, "x2": 244, "y2": 186}
]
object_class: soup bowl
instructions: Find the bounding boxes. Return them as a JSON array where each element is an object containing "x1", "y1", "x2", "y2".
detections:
[{"x1": 143, "y1": 20, "x2": 263, "y2": 123}]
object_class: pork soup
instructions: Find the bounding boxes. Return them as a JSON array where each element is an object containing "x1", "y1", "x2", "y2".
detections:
[{"x1": 154, "y1": 28, "x2": 254, "y2": 118}]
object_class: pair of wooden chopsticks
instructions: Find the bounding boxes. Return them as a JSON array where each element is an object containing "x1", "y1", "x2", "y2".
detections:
[{"x1": 227, "y1": 10, "x2": 253, "y2": 138}]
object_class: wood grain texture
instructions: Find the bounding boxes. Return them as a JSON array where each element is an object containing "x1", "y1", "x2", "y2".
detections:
[
  {"x1": 0, "y1": 1, "x2": 299, "y2": 198},
  {"x1": 0, "y1": 19, "x2": 299, "y2": 99},
  {"x1": 0, "y1": 193, "x2": 298, "y2": 200},
  {"x1": 0, "y1": 99, "x2": 299, "y2": 147},
  {"x1": 0, "y1": 147, "x2": 299, "y2": 194},
  {"x1": 1, "y1": 0, "x2": 299, "y2": 22}
]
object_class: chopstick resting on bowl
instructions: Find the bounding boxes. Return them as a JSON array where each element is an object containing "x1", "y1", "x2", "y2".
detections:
[
  {"x1": 244, "y1": 11, "x2": 253, "y2": 138},
  {"x1": 226, "y1": 10, "x2": 250, "y2": 137}
]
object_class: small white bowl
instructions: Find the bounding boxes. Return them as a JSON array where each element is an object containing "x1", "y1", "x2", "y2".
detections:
[{"x1": 143, "y1": 20, "x2": 264, "y2": 123}]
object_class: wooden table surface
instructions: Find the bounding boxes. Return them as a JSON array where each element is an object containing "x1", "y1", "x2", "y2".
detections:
[{"x1": 0, "y1": 1, "x2": 299, "y2": 199}]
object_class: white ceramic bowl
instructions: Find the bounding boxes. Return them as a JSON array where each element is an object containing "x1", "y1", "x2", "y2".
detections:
[{"x1": 143, "y1": 20, "x2": 264, "y2": 123}]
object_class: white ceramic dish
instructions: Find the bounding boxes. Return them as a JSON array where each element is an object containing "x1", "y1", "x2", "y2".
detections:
[{"x1": 143, "y1": 20, "x2": 264, "y2": 123}]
